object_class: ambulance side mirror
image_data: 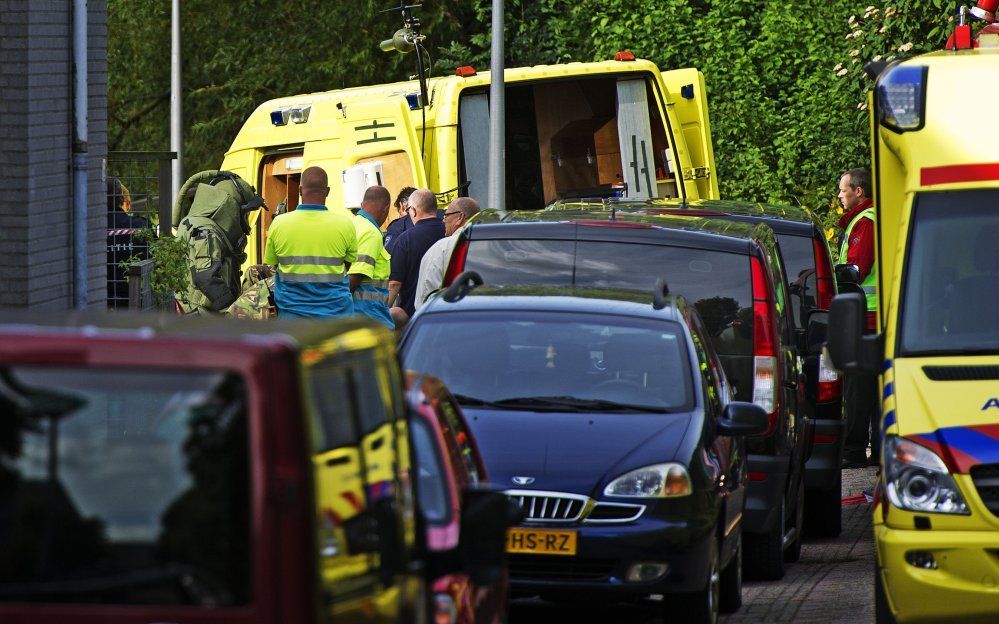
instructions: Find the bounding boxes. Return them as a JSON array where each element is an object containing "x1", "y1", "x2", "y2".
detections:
[{"x1": 827, "y1": 293, "x2": 881, "y2": 374}]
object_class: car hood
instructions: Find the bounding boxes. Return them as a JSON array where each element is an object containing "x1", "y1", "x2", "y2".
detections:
[{"x1": 462, "y1": 408, "x2": 694, "y2": 496}]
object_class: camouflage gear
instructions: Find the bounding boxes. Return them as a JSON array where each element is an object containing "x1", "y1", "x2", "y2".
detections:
[
  {"x1": 174, "y1": 171, "x2": 266, "y2": 314},
  {"x1": 226, "y1": 265, "x2": 277, "y2": 319}
]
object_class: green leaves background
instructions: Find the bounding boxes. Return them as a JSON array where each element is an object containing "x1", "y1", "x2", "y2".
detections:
[{"x1": 109, "y1": 0, "x2": 953, "y2": 217}]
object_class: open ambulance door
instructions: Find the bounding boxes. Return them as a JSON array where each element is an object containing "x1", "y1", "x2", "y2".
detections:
[
  {"x1": 306, "y1": 97, "x2": 428, "y2": 216},
  {"x1": 660, "y1": 69, "x2": 719, "y2": 199}
]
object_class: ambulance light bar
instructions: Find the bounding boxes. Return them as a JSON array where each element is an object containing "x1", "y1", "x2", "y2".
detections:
[
  {"x1": 271, "y1": 105, "x2": 311, "y2": 126},
  {"x1": 877, "y1": 65, "x2": 927, "y2": 133}
]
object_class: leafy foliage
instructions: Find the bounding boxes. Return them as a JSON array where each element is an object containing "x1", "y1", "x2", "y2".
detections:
[
  {"x1": 109, "y1": 0, "x2": 957, "y2": 223},
  {"x1": 120, "y1": 229, "x2": 190, "y2": 306}
]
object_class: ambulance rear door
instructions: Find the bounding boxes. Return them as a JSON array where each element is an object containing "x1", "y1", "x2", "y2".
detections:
[
  {"x1": 660, "y1": 68, "x2": 718, "y2": 199},
  {"x1": 307, "y1": 96, "x2": 428, "y2": 212}
]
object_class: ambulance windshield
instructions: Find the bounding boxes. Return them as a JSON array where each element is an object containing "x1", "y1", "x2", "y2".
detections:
[{"x1": 899, "y1": 190, "x2": 999, "y2": 355}]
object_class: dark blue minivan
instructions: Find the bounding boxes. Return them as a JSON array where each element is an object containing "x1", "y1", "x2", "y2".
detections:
[{"x1": 400, "y1": 277, "x2": 767, "y2": 623}]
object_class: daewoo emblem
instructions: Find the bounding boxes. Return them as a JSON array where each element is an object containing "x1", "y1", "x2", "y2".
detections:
[{"x1": 512, "y1": 476, "x2": 536, "y2": 485}]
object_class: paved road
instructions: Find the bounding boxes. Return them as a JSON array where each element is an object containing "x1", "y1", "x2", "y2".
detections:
[{"x1": 509, "y1": 466, "x2": 879, "y2": 623}]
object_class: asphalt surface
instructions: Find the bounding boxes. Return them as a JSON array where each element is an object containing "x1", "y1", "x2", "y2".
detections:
[{"x1": 509, "y1": 466, "x2": 879, "y2": 623}]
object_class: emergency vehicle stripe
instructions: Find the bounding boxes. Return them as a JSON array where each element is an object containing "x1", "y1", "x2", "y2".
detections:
[
  {"x1": 883, "y1": 359, "x2": 893, "y2": 372},
  {"x1": 882, "y1": 409, "x2": 896, "y2": 432},
  {"x1": 908, "y1": 425, "x2": 999, "y2": 473},
  {"x1": 277, "y1": 255, "x2": 345, "y2": 266},
  {"x1": 278, "y1": 271, "x2": 347, "y2": 283},
  {"x1": 920, "y1": 162, "x2": 999, "y2": 187},
  {"x1": 883, "y1": 382, "x2": 894, "y2": 401}
]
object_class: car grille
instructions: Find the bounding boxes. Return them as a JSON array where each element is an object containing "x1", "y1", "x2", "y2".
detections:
[
  {"x1": 971, "y1": 464, "x2": 999, "y2": 516},
  {"x1": 506, "y1": 490, "x2": 588, "y2": 523},
  {"x1": 509, "y1": 555, "x2": 616, "y2": 581},
  {"x1": 585, "y1": 502, "x2": 645, "y2": 523}
]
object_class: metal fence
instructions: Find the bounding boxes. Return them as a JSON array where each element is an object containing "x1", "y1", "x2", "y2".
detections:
[{"x1": 106, "y1": 151, "x2": 175, "y2": 310}]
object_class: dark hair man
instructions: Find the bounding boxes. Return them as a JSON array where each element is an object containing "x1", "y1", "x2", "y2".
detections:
[
  {"x1": 384, "y1": 186, "x2": 418, "y2": 252},
  {"x1": 348, "y1": 185, "x2": 394, "y2": 328},
  {"x1": 263, "y1": 166, "x2": 357, "y2": 318}
]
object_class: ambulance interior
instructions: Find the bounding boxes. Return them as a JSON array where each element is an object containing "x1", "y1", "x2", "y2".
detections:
[
  {"x1": 458, "y1": 75, "x2": 677, "y2": 211},
  {"x1": 257, "y1": 153, "x2": 302, "y2": 260}
]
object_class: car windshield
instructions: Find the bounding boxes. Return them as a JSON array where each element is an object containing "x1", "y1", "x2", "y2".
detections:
[
  {"x1": 0, "y1": 366, "x2": 250, "y2": 606},
  {"x1": 464, "y1": 239, "x2": 753, "y2": 354},
  {"x1": 402, "y1": 311, "x2": 694, "y2": 412},
  {"x1": 900, "y1": 190, "x2": 999, "y2": 355}
]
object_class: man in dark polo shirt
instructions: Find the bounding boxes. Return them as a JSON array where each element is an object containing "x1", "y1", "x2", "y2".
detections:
[{"x1": 388, "y1": 188, "x2": 445, "y2": 325}]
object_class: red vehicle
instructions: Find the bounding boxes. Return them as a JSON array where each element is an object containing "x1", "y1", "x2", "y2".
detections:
[
  {"x1": 406, "y1": 373, "x2": 509, "y2": 624},
  {"x1": 0, "y1": 311, "x2": 511, "y2": 624}
]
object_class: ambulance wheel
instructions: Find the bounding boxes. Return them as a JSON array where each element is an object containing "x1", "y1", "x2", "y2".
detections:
[
  {"x1": 875, "y1": 562, "x2": 897, "y2": 624},
  {"x1": 744, "y1": 496, "x2": 785, "y2": 581},
  {"x1": 805, "y1": 471, "x2": 842, "y2": 538}
]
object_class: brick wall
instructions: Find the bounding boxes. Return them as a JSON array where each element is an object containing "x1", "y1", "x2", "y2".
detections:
[{"x1": 0, "y1": 0, "x2": 107, "y2": 309}]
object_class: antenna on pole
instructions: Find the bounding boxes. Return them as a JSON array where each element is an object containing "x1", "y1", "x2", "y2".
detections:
[
  {"x1": 379, "y1": 1, "x2": 429, "y2": 110},
  {"x1": 487, "y1": 0, "x2": 506, "y2": 215}
]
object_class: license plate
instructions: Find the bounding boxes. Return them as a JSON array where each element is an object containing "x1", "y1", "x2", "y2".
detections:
[{"x1": 506, "y1": 527, "x2": 577, "y2": 556}]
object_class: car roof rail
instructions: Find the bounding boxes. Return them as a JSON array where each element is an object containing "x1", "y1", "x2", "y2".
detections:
[
  {"x1": 442, "y1": 270, "x2": 484, "y2": 303},
  {"x1": 652, "y1": 278, "x2": 670, "y2": 310}
]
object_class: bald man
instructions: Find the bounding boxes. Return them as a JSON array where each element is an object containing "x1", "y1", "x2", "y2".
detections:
[
  {"x1": 263, "y1": 166, "x2": 357, "y2": 318},
  {"x1": 348, "y1": 185, "x2": 394, "y2": 328},
  {"x1": 414, "y1": 197, "x2": 481, "y2": 309},
  {"x1": 387, "y1": 189, "x2": 445, "y2": 319}
]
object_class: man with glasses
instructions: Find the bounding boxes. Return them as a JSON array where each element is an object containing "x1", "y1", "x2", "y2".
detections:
[
  {"x1": 414, "y1": 197, "x2": 481, "y2": 309},
  {"x1": 387, "y1": 189, "x2": 445, "y2": 325}
]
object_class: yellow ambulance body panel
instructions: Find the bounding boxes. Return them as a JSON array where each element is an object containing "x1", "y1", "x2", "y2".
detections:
[
  {"x1": 868, "y1": 46, "x2": 999, "y2": 622},
  {"x1": 220, "y1": 57, "x2": 719, "y2": 266}
]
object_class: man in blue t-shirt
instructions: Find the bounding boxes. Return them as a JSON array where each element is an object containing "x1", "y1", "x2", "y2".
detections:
[{"x1": 387, "y1": 189, "x2": 445, "y2": 324}]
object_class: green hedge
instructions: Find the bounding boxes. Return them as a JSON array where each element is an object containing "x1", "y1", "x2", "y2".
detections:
[{"x1": 110, "y1": 0, "x2": 954, "y2": 224}]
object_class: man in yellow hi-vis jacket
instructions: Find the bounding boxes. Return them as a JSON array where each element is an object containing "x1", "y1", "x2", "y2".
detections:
[
  {"x1": 264, "y1": 167, "x2": 357, "y2": 318},
  {"x1": 349, "y1": 186, "x2": 394, "y2": 328}
]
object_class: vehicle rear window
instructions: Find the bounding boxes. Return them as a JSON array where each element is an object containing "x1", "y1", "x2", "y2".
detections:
[
  {"x1": 900, "y1": 190, "x2": 999, "y2": 355},
  {"x1": 465, "y1": 239, "x2": 753, "y2": 355},
  {"x1": 402, "y1": 311, "x2": 694, "y2": 412},
  {"x1": 776, "y1": 233, "x2": 817, "y2": 328},
  {"x1": 0, "y1": 367, "x2": 250, "y2": 606}
]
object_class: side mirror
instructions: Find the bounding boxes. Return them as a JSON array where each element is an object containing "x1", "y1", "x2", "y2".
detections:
[
  {"x1": 717, "y1": 402, "x2": 769, "y2": 436},
  {"x1": 835, "y1": 263, "x2": 861, "y2": 285},
  {"x1": 827, "y1": 293, "x2": 881, "y2": 374},
  {"x1": 459, "y1": 488, "x2": 522, "y2": 585},
  {"x1": 805, "y1": 310, "x2": 828, "y2": 355}
]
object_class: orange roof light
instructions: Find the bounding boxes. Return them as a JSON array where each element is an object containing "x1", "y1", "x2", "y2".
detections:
[
  {"x1": 455, "y1": 65, "x2": 477, "y2": 77},
  {"x1": 614, "y1": 50, "x2": 636, "y2": 61}
]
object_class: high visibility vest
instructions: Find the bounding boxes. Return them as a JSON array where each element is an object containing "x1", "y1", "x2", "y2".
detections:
[
  {"x1": 840, "y1": 207, "x2": 877, "y2": 312},
  {"x1": 264, "y1": 205, "x2": 357, "y2": 283}
]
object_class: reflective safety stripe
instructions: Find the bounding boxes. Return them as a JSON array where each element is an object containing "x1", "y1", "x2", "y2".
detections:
[
  {"x1": 277, "y1": 255, "x2": 344, "y2": 267},
  {"x1": 355, "y1": 254, "x2": 376, "y2": 266},
  {"x1": 861, "y1": 284, "x2": 876, "y2": 294},
  {"x1": 354, "y1": 289, "x2": 388, "y2": 302},
  {"x1": 368, "y1": 279, "x2": 389, "y2": 289},
  {"x1": 278, "y1": 270, "x2": 347, "y2": 283}
]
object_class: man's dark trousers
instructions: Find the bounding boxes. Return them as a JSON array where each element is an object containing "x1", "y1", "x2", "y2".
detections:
[{"x1": 844, "y1": 371, "x2": 879, "y2": 463}]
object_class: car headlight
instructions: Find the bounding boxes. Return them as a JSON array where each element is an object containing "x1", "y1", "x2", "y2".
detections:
[
  {"x1": 884, "y1": 436, "x2": 969, "y2": 515},
  {"x1": 604, "y1": 463, "x2": 691, "y2": 498}
]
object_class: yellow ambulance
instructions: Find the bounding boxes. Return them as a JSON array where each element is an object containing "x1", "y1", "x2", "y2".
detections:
[
  {"x1": 828, "y1": 32, "x2": 999, "y2": 623},
  {"x1": 219, "y1": 54, "x2": 718, "y2": 264}
]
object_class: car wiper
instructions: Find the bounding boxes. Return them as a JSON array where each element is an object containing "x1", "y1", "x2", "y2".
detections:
[
  {"x1": 494, "y1": 396, "x2": 671, "y2": 414},
  {"x1": 451, "y1": 393, "x2": 503, "y2": 408}
]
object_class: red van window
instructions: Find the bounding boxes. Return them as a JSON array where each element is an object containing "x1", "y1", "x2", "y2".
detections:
[{"x1": 0, "y1": 367, "x2": 251, "y2": 606}]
